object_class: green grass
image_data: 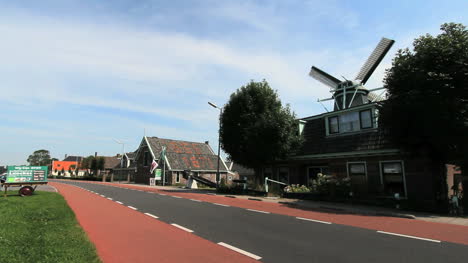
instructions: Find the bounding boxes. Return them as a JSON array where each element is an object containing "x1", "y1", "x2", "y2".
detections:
[{"x1": 0, "y1": 191, "x2": 101, "y2": 263}]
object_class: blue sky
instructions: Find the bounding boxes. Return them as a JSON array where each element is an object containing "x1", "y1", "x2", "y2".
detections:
[{"x1": 1, "y1": 0, "x2": 467, "y2": 165}]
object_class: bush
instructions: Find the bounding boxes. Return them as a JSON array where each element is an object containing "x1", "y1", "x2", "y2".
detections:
[
  {"x1": 284, "y1": 184, "x2": 311, "y2": 193},
  {"x1": 310, "y1": 173, "x2": 351, "y2": 197}
]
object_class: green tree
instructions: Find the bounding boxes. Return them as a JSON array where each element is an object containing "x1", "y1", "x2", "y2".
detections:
[
  {"x1": 81, "y1": 156, "x2": 93, "y2": 170},
  {"x1": 220, "y1": 80, "x2": 302, "y2": 181},
  {"x1": 380, "y1": 23, "x2": 468, "y2": 208},
  {"x1": 27, "y1": 149, "x2": 52, "y2": 166},
  {"x1": 96, "y1": 157, "x2": 105, "y2": 175}
]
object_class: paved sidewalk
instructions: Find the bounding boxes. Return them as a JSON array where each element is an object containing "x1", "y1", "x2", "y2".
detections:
[{"x1": 51, "y1": 182, "x2": 257, "y2": 263}]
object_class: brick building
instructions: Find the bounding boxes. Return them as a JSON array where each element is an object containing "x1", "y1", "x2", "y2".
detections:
[
  {"x1": 134, "y1": 136, "x2": 230, "y2": 185},
  {"x1": 262, "y1": 37, "x2": 454, "y2": 211}
]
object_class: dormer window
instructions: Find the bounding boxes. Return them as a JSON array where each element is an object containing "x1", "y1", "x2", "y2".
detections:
[{"x1": 326, "y1": 106, "x2": 376, "y2": 135}]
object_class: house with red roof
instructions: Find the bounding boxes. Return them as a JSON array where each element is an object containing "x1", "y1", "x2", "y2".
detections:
[{"x1": 134, "y1": 136, "x2": 231, "y2": 186}]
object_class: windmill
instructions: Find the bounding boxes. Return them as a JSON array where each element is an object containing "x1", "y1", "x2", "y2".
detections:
[{"x1": 310, "y1": 37, "x2": 395, "y2": 111}]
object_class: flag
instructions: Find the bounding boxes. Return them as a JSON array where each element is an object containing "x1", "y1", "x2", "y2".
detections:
[
  {"x1": 159, "y1": 146, "x2": 166, "y2": 163},
  {"x1": 150, "y1": 159, "x2": 158, "y2": 173}
]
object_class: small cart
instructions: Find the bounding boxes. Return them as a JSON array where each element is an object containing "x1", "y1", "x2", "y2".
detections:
[
  {"x1": 2, "y1": 182, "x2": 49, "y2": 197},
  {"x1": 2, "y1": 166, "x2": 48, "y2": 197}
]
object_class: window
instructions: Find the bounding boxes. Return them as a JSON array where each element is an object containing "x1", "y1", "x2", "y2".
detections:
[
  {"x1": 327, "y1": 108, "x2": 376, "y2": 135},
  {"x1": 348, "y1": 162, "x2": 366, "y2": 177},
  {"x1": 380, "y1": 161, "x2": 406, "y2": 197},
  {"x1": 360, "y1": 109, "x2": 372, "y2": 129},
  {"x1": 144, "y1": 151, "x2": 150, "y2": 166},
  {"x1": 328, "y1": 116, "x2": 339, "y2": 134},
  {"x1": 278, "y1": 167, "x2": 289, "y2": 184},
  {"x1": 176, "y1": 172, "x2": 180, "y2": 183},
  {"x1": 339, "y1": 111, "x2": 360, "y2": 133}
]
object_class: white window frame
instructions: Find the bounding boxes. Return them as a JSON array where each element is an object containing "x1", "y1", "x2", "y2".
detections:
[
  {"x1": 379, "y1": 160, "x2": 407, "y2": 198},
  {"x1": 346, "y1": 161, "x2": 368, "y2": 180}
]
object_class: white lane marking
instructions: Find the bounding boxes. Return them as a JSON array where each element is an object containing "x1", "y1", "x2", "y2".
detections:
[
  {"x1": 171, "y1": 224, "x2": 194, "y2": 233},
  {"x1": 190, "y1": 199, "x2": 202, "y2": 202},
  {"x1": 296, "y1": 217, "x2": 332, "y2": 225},
  {"x1": 144, "y1": 213, "x2": 159, "y2": 219},
  {"x1": 217, "y1": 242, "x2": 262, "y2": 260},
  {"x1": 377, "y1": 231, "x2": 441, "y2": 243},
  {"x1": 128, "y1": 206, "x2": 137, "y2": 210},
  {"x1": 100, "y1": 195, "x2": 105, "y2": 197},
  {"x1": 116, "y1": 201, "x2": 123, "y2": 205},
  {"x1": 213, "y1": 203, "x2": 230, "y2": 207},
  {"x1": 246, "y1": 209, "x2": 270, "y2": 214},
  {"x1": 159, "y1": 194, "x2": 167, "y2": 196},
  {"x1": 107, "y1": 197, "x2": 113, "y2": 200},
  {"x1": 172, "y1": 196, "x2": 182, "y2": 198}
]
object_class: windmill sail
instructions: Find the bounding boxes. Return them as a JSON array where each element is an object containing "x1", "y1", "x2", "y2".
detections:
[
  {"x1": 309, "y1": 66, "x2": 341, "y2": 90},
  {"x1": 355, "y1": 38, "x2": 395, "y2": 84}
]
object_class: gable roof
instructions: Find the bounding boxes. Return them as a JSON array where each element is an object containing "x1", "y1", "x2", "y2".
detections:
[
  {"x1": 125, "y1": 152, "x2": 136, "y2": 160},
  {"x1": 63, "y1": 156, "x2": 83, "y2": 162},
  {"x1": 143, "y1": 136, "x2": 228, "y2": 172},
  {"x1": 103, "y1": 156, "x2": 121, "y2": 169}
]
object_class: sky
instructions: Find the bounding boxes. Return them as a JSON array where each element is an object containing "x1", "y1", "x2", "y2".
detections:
[{"x1": 1, "y1": 0, "x2": 467, "y2": 165}]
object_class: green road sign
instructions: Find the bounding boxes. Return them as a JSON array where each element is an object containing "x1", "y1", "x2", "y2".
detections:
[{"x1": 6, "y1": 166, "x2": 48, "y2": 183}]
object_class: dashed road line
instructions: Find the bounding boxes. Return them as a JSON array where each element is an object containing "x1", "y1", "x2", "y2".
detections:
[
  {"x1": 144, "y1": 213, "x2": 159, "y2": 219},
  {"x1": 296, "y1": 217, "x2": 332, "y2": 224},
  {"x1": 100, "y1": 195, "x2": 105, "y2": 197},
  {"x1": 116, "y1": 201, "x2": 123, "y2": 205},
  {"x1": 172, "y1": 196, "x2": 182, "y2": 199},
  {"x1": 190, "y1": 199, "x2": 202, "y2": 202},
  {"x1": 128, "y1": 206, "x2": 137, "y2": 210},
  {"x1": 171, "y1": 224, "x2": 194, "y2": 233},
  {"x1": 107, "y1": 197, "x2": 113, "y2": 200},
  {"x1": 159, "y1": 194, "x2": 167, "y2": 196},
  {"x1": 213, "y1": 203, "x2": 230, "y2": 207},
  {"x1": 217, "y1": 242, "x2": 262, "y2": 260},
  {"x1": 377, "y1": 231, "x2": 441, "y2": 243},
  {"x1": 246, "y1": 209, "x2": 270, "y2": 214}
]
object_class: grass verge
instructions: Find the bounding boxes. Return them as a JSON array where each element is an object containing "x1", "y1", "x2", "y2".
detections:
[{"x1": 0, "y1": 191, "x2": 101, "y2": 263}]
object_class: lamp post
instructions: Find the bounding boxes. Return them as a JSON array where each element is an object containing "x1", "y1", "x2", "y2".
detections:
[
  {"x1": 113, "y1": 139, "x2": 125, "y2": 182},
  {"x1": 208, "y1": 102, "x2": 222, "y2": 188}
]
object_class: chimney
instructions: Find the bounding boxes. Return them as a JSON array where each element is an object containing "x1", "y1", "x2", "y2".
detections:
[{"x1": 205, "y1": 141, "x2": 209, "y2": 144}]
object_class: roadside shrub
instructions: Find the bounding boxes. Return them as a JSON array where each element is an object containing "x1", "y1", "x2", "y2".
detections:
[
  {"x1": 310, "y1": 173, "x2": 351, "y2": 197},
  {"x1": 284, "y1": 184, "x2": 311, "y2": 193}
]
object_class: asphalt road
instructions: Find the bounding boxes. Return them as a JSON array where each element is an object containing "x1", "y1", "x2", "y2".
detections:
[{"x1": 57, "y1": 180, "x2": 468, "y2": 263}]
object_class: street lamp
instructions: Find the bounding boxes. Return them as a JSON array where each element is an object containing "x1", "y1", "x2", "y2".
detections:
[
  {"x1": 113, "y1": 139, "x2": 125, "y2": 182},
  {"x1": 208, "y1": 102, "x2": 222, "y2": 188}
]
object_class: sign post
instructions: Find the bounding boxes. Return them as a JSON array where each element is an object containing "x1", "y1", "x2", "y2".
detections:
[
  {"x1": 3, "y1": 166, "x2": 48, "y2": 197},
  {"x1": 6, "y1": 166, "x2": 48, "y2": 183}
]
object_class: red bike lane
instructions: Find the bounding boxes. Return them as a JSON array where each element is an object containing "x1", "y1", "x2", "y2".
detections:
[
  {"x1": 51, "y1": 182, "x2": 258, "y2": 263},
  {"x1": 93, "y1": 181, "x2": 468, "y2": 246}
]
